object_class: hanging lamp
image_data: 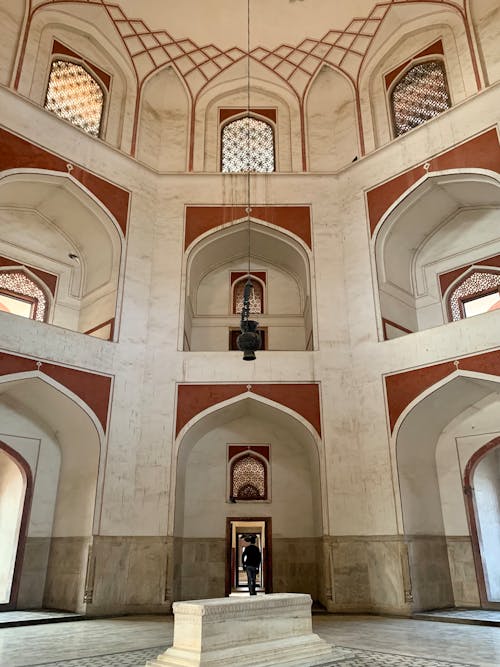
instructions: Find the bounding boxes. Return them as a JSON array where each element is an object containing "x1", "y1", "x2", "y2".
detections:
[{"x1": 236, "y1": 0, "x2": 261, "y2": 361}]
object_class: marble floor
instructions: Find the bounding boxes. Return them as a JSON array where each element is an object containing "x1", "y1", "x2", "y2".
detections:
[
  {"x1": 0, "y1": 609, "x2": 84, "y2": 628},
  {"x1": 414, "y1": 608, "x2": 500, "y2": 626},
  {"x1": 1, "y1": 613, "x2": 499, "y2": 667}
]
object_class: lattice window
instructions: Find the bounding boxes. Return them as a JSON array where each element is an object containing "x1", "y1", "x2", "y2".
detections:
[
  {"x1": 231, "y1": 455, "x2": 267, "y2": 500},
  {"x1": 221, "y1": 117, "x2": 275, "y2": 173},
  {"x1": 391, "y1": 61, "x2": 451, "y2": 137},
  {"x1": 45, "y1": 60, "x2": 104, "y2": 137},
  {"x1": 449, "y1": 271, "x2": 500, "y2": 321},
  {"x1": 233, "y1": 278, "x2": 263, "y2": 315},
  {"x1": 0, "y1": 271, "x2": 47, "y2": 321}
]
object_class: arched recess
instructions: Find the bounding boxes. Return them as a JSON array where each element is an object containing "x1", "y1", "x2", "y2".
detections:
[
  {"x1": 373, "y1": 170, "x2": 500, "y2": 339},
  {"x1": 0, "y1": 371, "x2": 104, "y2": 612},
  {"x1": 394, "y1": 370, "x2": 500, "y2": 611},
  {"x1": 0, "y1": 442, "x2": 32, "y2": 609},
  {"x1": 136, "y1": 65, "x2": 190, "y2": 171},
  {"x1": 358, "y1": 4, "x2": 479, "y2": 151},
  {"x1": 305, "y1": 65, "x2": 359, "y2": 171},
  {"x1": 170, "y1": 394, "x2": 324, "y2": 602},
  {"x1": 0, "y1": 170, "x2": 124, "y2": 340},
  {"x1": 464, "y1": 436, "x2": 500, "y2": 608},
  {"x1": 0, "y1": 265, "x2": 52, "y2": 322},
  {"x1": 193, "y1": 59, "x2": 301, "y2": 172},
  {"x1": 182, "y1": 219, "x2": 314, "y2": 351},
  {"x1": 15, "y1": 5, "x2": 136, "y2": 150}
]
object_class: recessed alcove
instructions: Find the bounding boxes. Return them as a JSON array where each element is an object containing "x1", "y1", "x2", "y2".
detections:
[{"x1": 183, "y1": 220, "x2": 314, "y2": 351}]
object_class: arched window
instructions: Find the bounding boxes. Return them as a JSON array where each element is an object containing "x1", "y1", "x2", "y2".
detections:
[
  {"x1": 231, "y1": 454, "x2": 267, "y2": 501},
  {"x1": 221, "y1": 117, "x2": 275, "y2": 173},
  {"x1": 391, "y1": 60, "x2": 451, "y2": 137},
  {"x1": 233, "y1": 277, "x2": 263, "y2": 315},
  {"x1": 0, "y1": 270, "x2": 48, "y2": 322},
  {"x1": 448, "y1": 270, "x2": 500, "y2": 321},
  {"x1": 44, "y1": 60, "x2": 104, "y2": 137}
]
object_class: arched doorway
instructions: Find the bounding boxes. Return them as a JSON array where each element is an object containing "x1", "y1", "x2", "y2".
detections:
[
  {"x1": 0, "y1": 372, "x2": 103, "y2": 612},
  {"x1": 464, "y1": 436, "x2": 500, "y2": 609},
  {"x1": 394, "y1": 371, "x2": 500, "y2": 611},
  {"x1": 171, "y1": 395, "x2": 324, "y2": 603},
  {"x1": 0, "y1": 443, "x2": 32, "y2": 609}
]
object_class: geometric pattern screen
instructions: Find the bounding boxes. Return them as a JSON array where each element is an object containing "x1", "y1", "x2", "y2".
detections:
[
  {"x1": 449, "y1": 271, "x2": 500, "y2": 321},
  {"x1": 231, "y1": 455, "x2": 266, "y2": 500},
  {"x1": 391, "y1": 61, "x2": 451, "y2": 137},
  {"x1": 222, "y1": 117, "x2": 275, "y2": 173},
  {"x1": 45, "y1": 60, "x2": 104, "y2": 137},
  {"x1": 0, "y1": 271, "x2": 47, "y2": 321},
  {"x1": 234, "y1": 278, "x2": 263, "y2": 315}
]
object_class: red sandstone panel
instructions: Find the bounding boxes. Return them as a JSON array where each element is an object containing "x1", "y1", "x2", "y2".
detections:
[
  {"x1": 228, "y1": 445, "x2": 270, "y2": 461},
  {"x1": 231, "y1": 271, "x2": 267, "y2": 285},
  {"x1": 367, "y1": 129, "x2": 500, "y2": 236},
  {"x1": 52, "y1": 40, "x2": 112, "y2": 89},
  {"x1": 0, "y1": 129, "x2": 129, "y2": 236},
  {"x1": 176, "y1": 383, "x2": 321, "y2": 436},
  {"x1": 385, "y1": 349, "x2": 500, "y2": 432},
  {"x1": 0, "y1": 351, "x2": 112, "y2": 431},
  {"x1": 219, "y1": 109, "x2": 277, "y2": 123},
  {"x1": 384, "y1": 40, "x2": 444, "y2": 89},
  {"x1": 185, "y1": 206, "x2": 311, "y2": 249}
]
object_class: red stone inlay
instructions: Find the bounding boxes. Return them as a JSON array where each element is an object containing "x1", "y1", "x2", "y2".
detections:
[
  {"x1": 231, "y1": 271, "x2": 267, "y2": 285},
  {"x1": 0, "y1": 352, "x2": 112, "y2": 431},
  {"x1": 176, "y1": 383, "x2": 321, "y2": 436},
  {"x1": 386, "y1": 348, "x2": 500, "y2": 432},
  {"x1": 185, "y1": 206, "x2": 311, "y2": 249},
  {"x1": 385, "y1": 40, "x2": 444, "y2": 89},
  {"x1": 439, "y1": 254, "x2": 500, "y2": 295},
  {"x1": 219, "y1": 109, "x2": 277, "y2": 124},
  {"x1": 0, "y1": 129, "x2": 129, "y2": 236},
  {"x1": 367, "y1": 129, "x2": 500, "y2": 236},
  {"x1": 228, "y1": 445, "x2": 270, "y2": 461},
  {"x1": 0, "y1": 255, "x2": 57, "y2": 295},
  {"x1": 52, "y1": 40, "x2": 111, "y2": 90}
]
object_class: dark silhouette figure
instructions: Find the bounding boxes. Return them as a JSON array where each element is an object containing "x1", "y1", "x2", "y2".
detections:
[{"x1": 242, "y1": 536, "x2": 261, "y2": 595}]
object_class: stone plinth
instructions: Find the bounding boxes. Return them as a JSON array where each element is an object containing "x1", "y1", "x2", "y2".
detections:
[{"x1": 146, "y1": 593, "x2": 350, "y2": 667}]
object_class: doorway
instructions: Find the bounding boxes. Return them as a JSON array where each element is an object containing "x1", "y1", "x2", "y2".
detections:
[{"x1": 225, "y1": 518, "x2": 272, "y2": 596}]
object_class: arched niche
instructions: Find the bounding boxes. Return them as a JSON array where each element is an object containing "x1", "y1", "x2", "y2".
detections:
[
  {"x1": 0, "y1": 372, "x2": 103, "y2": 612},
  {"x1": 183, "y1": 220, "x2": 313, "y2": 351},
  {"x1": 463, "y1": 435, "x2": 500, "y2": 607},
  {"x1": 0, "y1": 443, "x2": 31, "y2": 609},
  {"x1": 193, "y1": 59, "x2": 301, "y2": 172},
  {"x1": 137, "y1": 66, "x2": 190, "y2": 171},
  {"x1": 395, "y1": 371, "x2": 500, "y2": 611},
  {"x1": 16, "y1": 6, "x2": 136, "y2": 150},
  {"x1": 305, "y1": 65, "x2": 358, "y2": 171},
  {"x1": 0, "y1": 170, "x2": 123, "y2": 340},
  {"x1": 373, "y1": 171, "x2": 500, "y2": 339},
  {"x1": 358, "y1": 6, "x2": 478, "y2": 151},
  {"x1": 171, "y1": 396, "x2": 323, "y2": 602}
]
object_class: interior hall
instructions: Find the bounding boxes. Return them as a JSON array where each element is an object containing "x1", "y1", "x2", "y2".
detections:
[{"x1": 1, "y1": 1, "x2": 500, "y2": 666}]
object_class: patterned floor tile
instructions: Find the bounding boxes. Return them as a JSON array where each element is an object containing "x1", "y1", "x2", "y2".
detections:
[{"x1": 31, "y1": 646, "x2": 477, "y2": 667}]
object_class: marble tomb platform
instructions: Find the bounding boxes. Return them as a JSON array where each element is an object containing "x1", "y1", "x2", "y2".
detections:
[{"x1": 146, "y1": 593, "x2": 351, "y2": 667}]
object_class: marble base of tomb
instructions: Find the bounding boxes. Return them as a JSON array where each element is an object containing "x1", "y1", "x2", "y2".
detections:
[{"x1": 146, "y1": 593, "x2": 350, "y2": 667}]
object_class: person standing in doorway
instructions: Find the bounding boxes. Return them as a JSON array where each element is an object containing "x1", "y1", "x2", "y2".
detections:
[{"x1": 242, "y1": 535, "x2": 261, "y2": 596}]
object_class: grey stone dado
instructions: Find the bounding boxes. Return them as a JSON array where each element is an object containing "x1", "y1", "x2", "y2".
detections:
[
  {"x1": 406, "y1": 535, "x2": 454, "y2": 612},
  {"x1": 173, "y1": 537, "x2": 226, "y2": 602},
  {"x1": 44, "y1": 537, "x2": 91, "y2": 613},
  {"x1": 322, "y1": 536, "x2": 411, "y2": 615},
  {"x1": 87, "y1": 536, "x2": 171, "y2": 616},
  {"x1": 272, "y1": 537, "x2": 322, "y2": 600},
  {"x1": 17, "y1": 536, "x2": 51, "y2": 608},
  {"x1": 446, "y1": 536, "x2": 480, "y2": 607}
]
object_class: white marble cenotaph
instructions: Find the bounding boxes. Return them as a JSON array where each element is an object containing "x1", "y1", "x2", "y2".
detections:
[{"x1": 146, "y1": 593, "x2": 351, "y2": 667}]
